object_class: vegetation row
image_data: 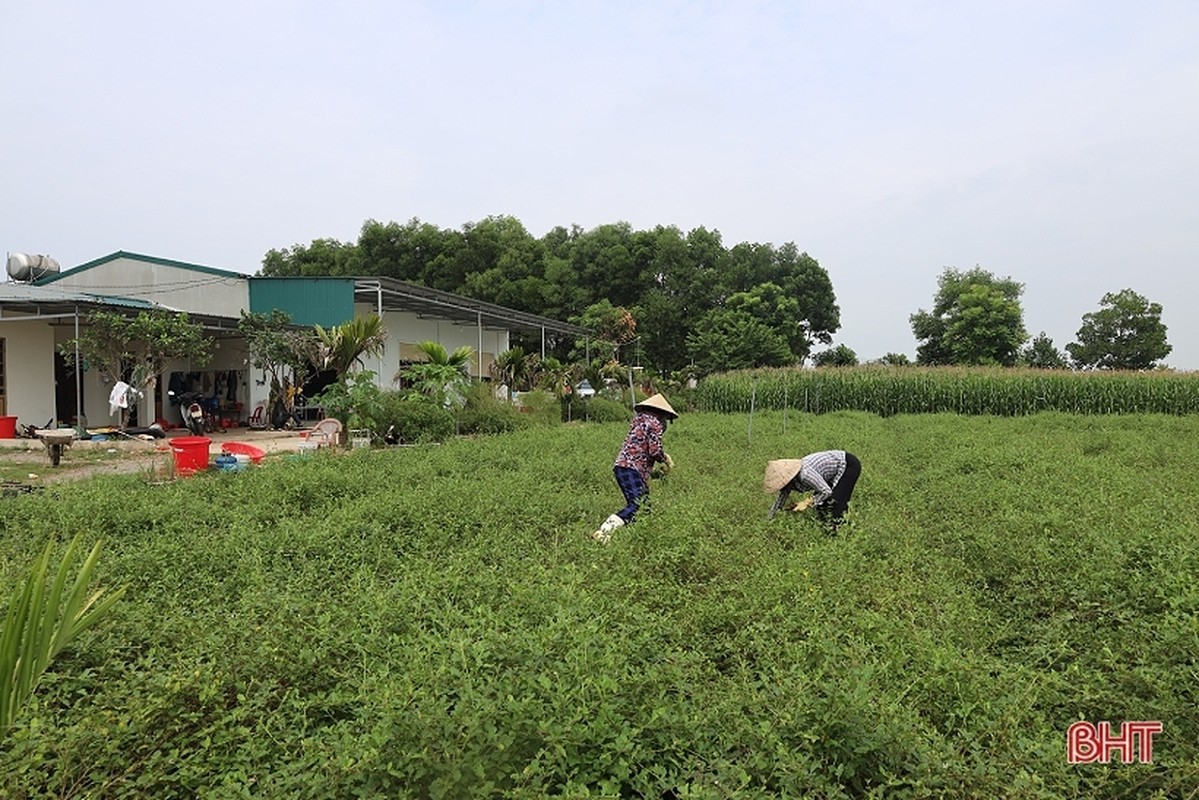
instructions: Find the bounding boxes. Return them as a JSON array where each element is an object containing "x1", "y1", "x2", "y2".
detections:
[
  {"x1": 2, "y1": 412, "x2": 1197, "y2": 797},
  {"x1": 696, "y1": 365, "x2": 1199, "y2": 417}
]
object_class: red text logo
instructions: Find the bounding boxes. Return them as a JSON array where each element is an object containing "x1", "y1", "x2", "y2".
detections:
[{"x1": 1067, "y1": 721, "x2": 1162, "y2": 764}]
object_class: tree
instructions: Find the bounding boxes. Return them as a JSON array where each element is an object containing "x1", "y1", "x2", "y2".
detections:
[
  {"x1": 910, "y1": 267, "x2": 1027, "y2": 366},
  {"x1": 312, "y1": 315, "x2": 388, "y2": 382},
  {"x1": 238, "y1": 310, "x2": 320, "y2": 426},
  {"x1": 877, "y1": 352, "x2": 911, "y2": 366},
  {"x1": 400, "y1": 341, "x2": 476, "y2": 409},
  {"x1": 570, "y1": 300, "x2": 638, "y2": 364},
  {"x1": 813, "y1": 344, "x2": 859, "y2": 367},
  {"x1": 58, "y1": 310, "x2": 212, "y2": 427},
  {"x1": 685, "y1": 309, "x2": 794, "y2": 376},
  {"x1": 490, "y1": 347, "x2": 541, "y2": 400},
  {"x1": 1020, "y1": 332, "x2": 1068, "y2": 369},
  {"x1": 261, "y1": 237, "x2": 362, "y2": 276},
  {"x1": 1065, "y1": 289, "x2": 1171, "y2": 370}
]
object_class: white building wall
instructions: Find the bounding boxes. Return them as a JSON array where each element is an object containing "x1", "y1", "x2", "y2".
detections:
[
  {"x1": 1, "y1": 320, "x2": 57, "y2": 428},
  {"x1": 372, "y1": 306, "x2": 509, "y2": 384},
  {"x1": 50, "y1": 257, "x2": 249, "y2": 319}
]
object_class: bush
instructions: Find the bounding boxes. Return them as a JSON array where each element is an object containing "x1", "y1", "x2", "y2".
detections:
[
  {"x1": 564, "y1": 395, "x2": 632, "y2": 423},
  {"x1": 514, "y1": 389, "x2": 563, "y2": 426},
  {"x1": 377, "y1": 391, "x2": 455, "y2": 443},
  {"x1": 456, "y1": 384, "x2": 530, "y2": 436}
]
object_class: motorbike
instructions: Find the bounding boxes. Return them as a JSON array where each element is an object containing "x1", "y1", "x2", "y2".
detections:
[{"x1": 171, "y1": 391, "x2": 218, "y2": 435}]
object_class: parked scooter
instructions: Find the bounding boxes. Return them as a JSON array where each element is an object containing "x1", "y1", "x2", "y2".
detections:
[{"x1": 170, "y1": 390, "x2": 209, "y2": 435}]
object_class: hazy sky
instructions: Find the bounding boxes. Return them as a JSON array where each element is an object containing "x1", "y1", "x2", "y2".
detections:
[{"x1": 4, "y1": 1, "x2": 1197, "y2": 367}]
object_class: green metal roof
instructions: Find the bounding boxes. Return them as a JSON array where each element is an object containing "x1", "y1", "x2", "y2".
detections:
[{"x1": 249, "y1": 278, "x2": 355, "y2": 327}]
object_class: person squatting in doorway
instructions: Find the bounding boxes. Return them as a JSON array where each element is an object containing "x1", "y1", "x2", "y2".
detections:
[
  {"x1": 764, "y1": 450, "x2": 862, "y2": 531},
  {"x1": 592, "y1": 393, "x2": 678, "y2": 544}
]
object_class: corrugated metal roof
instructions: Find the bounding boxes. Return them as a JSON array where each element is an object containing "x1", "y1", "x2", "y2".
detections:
[
  {"x1": 0, "y1": 281, "x2": 161, "y2": 312},
  {"x1": 0, "y1": 281, "x2": 241, "y2": 332},
  {"x1": 352, "y1": 277, "x2": 590, "y2": 336},
  {"x1": 249, "y1": 278, "x2": 356, "y2": 327}
]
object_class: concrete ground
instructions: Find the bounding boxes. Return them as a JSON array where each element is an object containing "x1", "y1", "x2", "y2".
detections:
[{"x1": 0, "y1": 425, "x2": 334, "y2": 485}]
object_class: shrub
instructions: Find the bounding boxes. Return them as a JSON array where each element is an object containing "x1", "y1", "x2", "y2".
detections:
[
  {"x1": 377, "y1": 391, "x2": 455, "y2": 442},
  {"x1": 564, "y1": 395, "x2": 632, "y2": 423},
  {"x1": 514, "y1": 389, "x2": 562, "y2": 426},
  {"x1": 456, "y1": 384, "x2": 529, "y2": 436}
]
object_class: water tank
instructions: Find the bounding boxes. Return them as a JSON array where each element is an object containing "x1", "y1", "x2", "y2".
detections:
[{"x1": 6, "y1": 252, "x2": 61, "y2": 282}]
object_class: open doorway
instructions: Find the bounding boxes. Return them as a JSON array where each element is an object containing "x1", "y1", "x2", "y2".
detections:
[{"x1": 54, "y1": 350, "x2": 80, "y2": 427}]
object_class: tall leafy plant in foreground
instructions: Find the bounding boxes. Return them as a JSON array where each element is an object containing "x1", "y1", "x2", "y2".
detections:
[{"x1": 1, "y1": 536, "x2": 124, "y2": 736}]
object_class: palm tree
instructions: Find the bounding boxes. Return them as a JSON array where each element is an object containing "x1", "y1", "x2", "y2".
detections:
[
  {"x1": 313, "y1": 315, "x2": 387, "y2": 381},
  {"x1": 490, "y1": 347, "x2": 540, "y2": 401},
  {"x1": 399, "y1": 340, "x2": 476, "y2": 409}
]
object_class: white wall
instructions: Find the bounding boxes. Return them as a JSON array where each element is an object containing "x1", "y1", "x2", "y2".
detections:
[
  {"x1": 0, "y1": 320, "x2": 57, "y2": 428},
  {"x1": 372, "y1": 306, "x2": 510, "y2": 383}
]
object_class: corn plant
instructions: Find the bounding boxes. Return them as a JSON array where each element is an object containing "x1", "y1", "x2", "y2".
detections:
[
  {"x1": 1, "y1": 536, "x2": 125, "y2": 735},
  {"x1": 696, "y1": 365, "x2": 1199, "y2": 416}
]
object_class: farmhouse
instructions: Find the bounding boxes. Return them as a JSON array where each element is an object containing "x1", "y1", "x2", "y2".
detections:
[{"x1": 0, "y1": 251, "x2": 588, "y2": 433}]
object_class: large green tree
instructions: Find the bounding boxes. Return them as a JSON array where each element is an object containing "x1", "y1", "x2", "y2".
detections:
[
  {"x1": 1065, "y1": 289, "x2": 1171, "y2": 370},
  {"x1": 260, "y1": 216, "x2": 843, "y2": 377},
  {"x1": 685, "y1": 308, "x2": 794, "y2": 376},
  {"x1": 59, "y1": 310, "x2": 212, "y2": 427},
  {"x1": 911, "y1": 267, "x2": 1027, "y2": 366},
  {"x1": 261, "y1": 237, "x2": 361, "y2": 276}
]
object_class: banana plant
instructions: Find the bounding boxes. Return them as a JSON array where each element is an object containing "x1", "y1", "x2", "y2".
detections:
[{"x1": 1, "y1": 536, "x2": 125, "y2": 735}]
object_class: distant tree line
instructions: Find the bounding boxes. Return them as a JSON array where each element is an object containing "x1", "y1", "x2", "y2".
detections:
[
  {"x1": 261, "y1": 216, "x2": 840, "y2": 378},
  {"x1": 261, "y1": 217, "x2": 1174, "y2": 377},
  {"x1": 909, "y1": 267, "x2": 1171, "y2": 371}
]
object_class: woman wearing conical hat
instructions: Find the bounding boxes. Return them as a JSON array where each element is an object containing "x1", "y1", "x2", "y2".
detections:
[
  {"x1": 592, "y1": 393, "x2": 678, "y2": 544},
  {"x1": 764, "y1": 450, "x2": 861, "y2": 528}
]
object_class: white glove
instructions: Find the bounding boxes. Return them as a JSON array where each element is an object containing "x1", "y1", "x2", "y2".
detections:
[{"x1": 663, "y1": 453, "x2": 675, "y2": 472}]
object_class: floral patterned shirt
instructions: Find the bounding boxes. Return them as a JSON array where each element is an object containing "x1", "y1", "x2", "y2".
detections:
[{"x1": 614, "y1": 412, "x2": 667, "y2": 481}]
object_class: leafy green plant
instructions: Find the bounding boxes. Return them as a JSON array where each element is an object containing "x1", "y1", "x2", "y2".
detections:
[
  {"x1": 564, "y1": 394, "x2": 631, "y2": 423},
  {"x1": 313, "y1": 370, "x2": 385, "y2": 436},
  {"x1": 697, "y1": 364, "x2": 1199, "y2": 416},
  {"x1": 2, "y1": 412, "x2": 1199, "y2": 796},
  {"x1": 456, "y1": 383, "x2": 529, "y2": 435},
  {"x1": 399, "y1": 341, "x2": 476, "y2": 409},
  {"x1": 57, "y1": 310, "x2": 213, "y2": 428},
  {"x1": 2, "y1": 536, "x2": 124, "y2": 735},
  {"x1": 378, "y1": 390, "x2": 456, "y2": 442},
  {"x1": 312, "y1": 315, "x2": 388, "y2": 381}
]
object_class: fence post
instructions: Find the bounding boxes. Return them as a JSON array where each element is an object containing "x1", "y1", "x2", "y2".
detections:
[{"x1": 748, "y1": 378, "x2": 757, "y2": 445}]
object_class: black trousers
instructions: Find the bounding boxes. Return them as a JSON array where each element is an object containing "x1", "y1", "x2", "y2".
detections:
[{"x1": 819, "y1": 452, "x2": 861, "y2": 520}]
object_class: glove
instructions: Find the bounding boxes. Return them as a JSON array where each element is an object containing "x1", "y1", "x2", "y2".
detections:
[
  {"x1": 791, "y1": 497, "x2": 814, "y2": 513},
  {"x1": 663, "y1": 453, "x2": 675, "y2": 472}
]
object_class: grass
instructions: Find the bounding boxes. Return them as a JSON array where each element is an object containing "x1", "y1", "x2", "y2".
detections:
[{"x1": 0, "y1": 411, "x2": 1196, "y2": 798}]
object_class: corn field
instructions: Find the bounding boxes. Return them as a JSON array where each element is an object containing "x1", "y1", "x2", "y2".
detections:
[{"x1": 695, "y1": 365, "x2": 1199, "y2": 416}]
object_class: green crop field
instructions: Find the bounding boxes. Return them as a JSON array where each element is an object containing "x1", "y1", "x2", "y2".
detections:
[{"x1": 1, "y1": 411, "x2": 1197, "y2": 798}]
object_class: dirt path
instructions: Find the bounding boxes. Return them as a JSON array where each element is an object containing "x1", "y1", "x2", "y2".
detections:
[{"x1": 0, "y1": 429, "x2": 318, "y2": 487}]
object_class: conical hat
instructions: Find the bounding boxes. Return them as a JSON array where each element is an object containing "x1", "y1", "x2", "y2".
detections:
[
  {"x1": 634, "y1": 393, "x2": 678, "y2": 419},
  {"x1": 763, "y1": 459, "x2": 804, "y2": 493}
]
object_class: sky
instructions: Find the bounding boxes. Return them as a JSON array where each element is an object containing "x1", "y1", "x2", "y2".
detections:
[{"x1": 3, "y1": 1, "x2": 1197, "y2": 367}]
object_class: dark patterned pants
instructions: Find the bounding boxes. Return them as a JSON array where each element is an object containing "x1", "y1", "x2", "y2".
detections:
[
  {"x1": 614, "y1": 466, "x2": 650, "y2": 523},
  {"x1": 817, "y1": 452, "x2": 861, "y2": 521}
]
